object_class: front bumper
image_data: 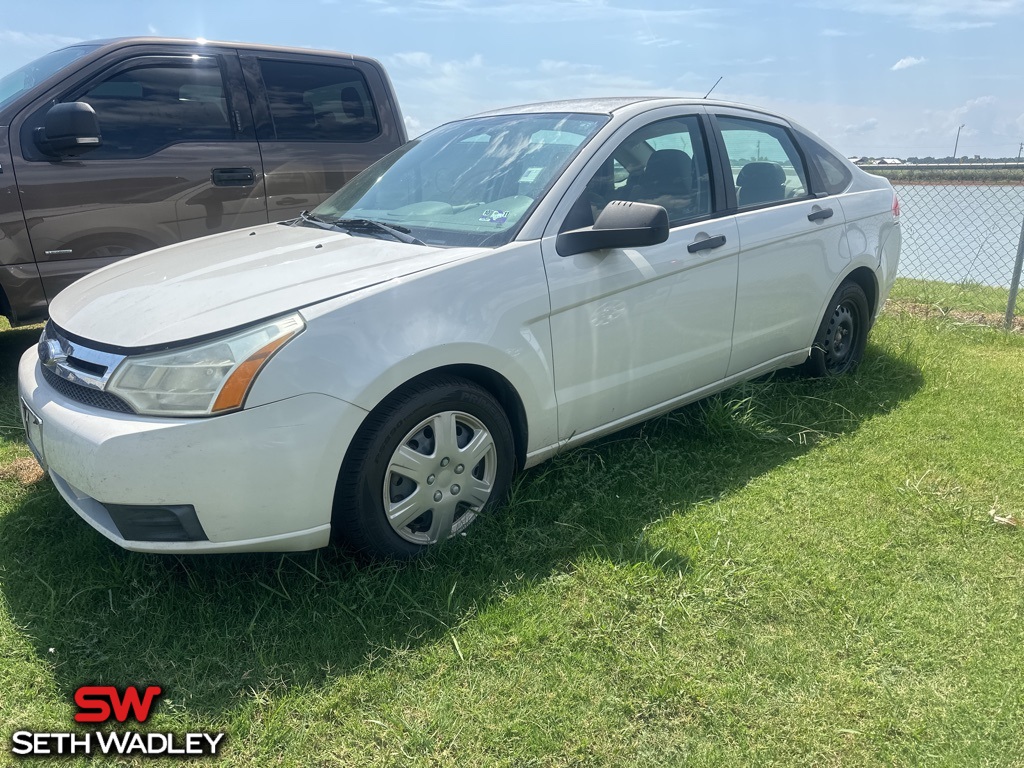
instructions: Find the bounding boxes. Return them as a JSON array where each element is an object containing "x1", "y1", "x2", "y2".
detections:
[{"x1": 18, "y1": 345, "x2": 368, "y2": 553}]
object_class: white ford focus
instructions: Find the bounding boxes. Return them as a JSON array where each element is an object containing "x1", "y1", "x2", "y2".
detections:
[{"x1": 18, "y1": 98, "x2": 900, "y2": 558}]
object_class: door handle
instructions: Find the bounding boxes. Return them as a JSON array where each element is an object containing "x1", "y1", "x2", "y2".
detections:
[
  {"x1": 687, "y1": 234, "x2": 727, "y2": 253},
  {"x1": 276, "y1": 197, "x2": 309, "y2": 206},
  {"x1": 807, "y1": 207, "x2": 834, "y2": 222},
  {"x1": 211, "y1": 167, "x2": 256, "y2": 187}
]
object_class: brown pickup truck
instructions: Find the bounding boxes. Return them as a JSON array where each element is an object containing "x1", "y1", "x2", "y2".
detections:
[{"x1": 0, "y1": 37, "x2": 407, "y2": 324}]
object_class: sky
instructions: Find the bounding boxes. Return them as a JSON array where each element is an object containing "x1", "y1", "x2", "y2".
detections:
[{"x1": 1, "y1": 0, "x2": 1022, "y2": 159}]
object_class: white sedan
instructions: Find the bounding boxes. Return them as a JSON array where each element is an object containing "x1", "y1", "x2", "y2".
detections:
[{"x1": 18, "y1": 97, "x2": 901, "y2": 558}]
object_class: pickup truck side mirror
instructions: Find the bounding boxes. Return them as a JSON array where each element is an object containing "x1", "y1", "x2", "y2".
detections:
[
  {"x1": 34, "y1": 102, "x2": 102, "y2": 158},
  {"x1": 556, "y1": 200, "x2": 669, "y2": 257}
]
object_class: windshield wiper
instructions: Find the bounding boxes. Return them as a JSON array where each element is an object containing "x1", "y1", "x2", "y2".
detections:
[
  {"x1": 294, "y1": 210, "x2": 340, "y2": 231},
  {"x1": 331, "y1": 218, "x2": 426, "y2": 246}
]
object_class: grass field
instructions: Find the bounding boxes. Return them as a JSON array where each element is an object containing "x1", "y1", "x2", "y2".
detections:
[
  {"x1": 889, "y1": 277, "x2": 1013, "y2": 315},
  {"x1": 0, "y1": 283, "x2": 1022, "y2": 766},
  {"x1": 868, "y1": 167, "x2": 1024, "y2": 184}
]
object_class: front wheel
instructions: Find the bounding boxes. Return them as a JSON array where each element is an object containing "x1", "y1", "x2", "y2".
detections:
[
  {"x1": 803, "y1": 281, "x2": 870, "y2": 377},
  {"x1": 332, "y1": 376, "x2": 515, "y2": 559}
]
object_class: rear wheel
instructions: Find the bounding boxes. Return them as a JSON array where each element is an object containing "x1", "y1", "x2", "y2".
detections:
[
  {"x1": 332, "y1": 376, "x2": 515, "y2": 559},
  {"x1": 804, "y1": 281, "x2": 870, "y2": 377}
]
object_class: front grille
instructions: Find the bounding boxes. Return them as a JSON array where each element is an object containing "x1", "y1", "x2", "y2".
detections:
[{"x1": 41, "y1": 366, "x2": 135, "y2": 414}]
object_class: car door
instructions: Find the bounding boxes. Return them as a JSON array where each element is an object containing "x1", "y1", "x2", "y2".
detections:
[
  {"x1": 10, "y1": 44, "x2": 267, "y2": 302},
  {"x1": 709, "y1": 109, "x2": 848, "y2": 376},
  {"x1": 239, "y1": 53, "x2": 406, "y2": 222},
  {"x1": 541, "y1": 109, "x2": 740, "y2": 442}
]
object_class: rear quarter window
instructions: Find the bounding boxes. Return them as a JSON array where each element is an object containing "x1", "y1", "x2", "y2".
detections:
[{"x1": 802, "y1": 136, "x2": 853, "y2": 195}]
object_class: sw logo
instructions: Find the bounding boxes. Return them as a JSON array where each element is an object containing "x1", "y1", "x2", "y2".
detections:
[
  {"x1": 74, "y1": 685, "x2": 162, "y2": 723},
  {"x1": 10, "y1": 684, "x2": 225, "y2": 758}
]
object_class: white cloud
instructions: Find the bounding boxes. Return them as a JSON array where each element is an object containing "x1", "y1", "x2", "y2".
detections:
[
  {"x1": 633, "y1": 31, "x2": 682, "y2": 47},
  {"x1": 368, "y1": 0, "x2": 720, "y2": 25},
  {"x1": 842, "y1": 118, "x2": 880, "y2": 134},
  {"x1": 814, "y1": 0, "x2": 1022, "y2": 29},
  {"x1": 147, "y1": 24, "x2": 160, "y2": 36},
  {"x1": 392, "y1": 51, "x2": 483, "y2": 78},
  {"x1": 386, "y1": 53, "x2": 667, "y2": 134},
  {"x1": 385, "y1": 52, "x2": 493, "y2": 130},
  {"x1": 0, "y1": 30, "x2": 82, "y2": 49},
  {"x1": 386, "y1": 49, "x2": 1021, "y2": 159},
  {"x1": 404, "y1": 115, "x2": 423, "y2": 136},
  {"x1": 891, "y1": 56, "x2": 926, "y2": 71}
]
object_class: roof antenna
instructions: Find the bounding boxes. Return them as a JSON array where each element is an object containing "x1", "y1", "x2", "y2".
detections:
[{"x1": 704, "y1": 76, "x2": 723, "y2": 99}]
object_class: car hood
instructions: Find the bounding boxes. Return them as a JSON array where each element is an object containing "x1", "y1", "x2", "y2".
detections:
[{"x1": 49, "y1": 222, "x2": 477, "y2": 349}]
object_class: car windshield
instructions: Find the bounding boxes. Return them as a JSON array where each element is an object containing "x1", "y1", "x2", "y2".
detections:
[
  {"x1": 312, "y1": 112, "x2": 608, "y2": 248},
  {"x1": 0, "y1": 45, "x2": 99, "y2": 112}
]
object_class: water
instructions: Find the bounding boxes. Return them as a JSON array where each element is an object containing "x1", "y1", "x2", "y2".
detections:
[{"x1": 893, "y1": 183, "x2": 1024, "y2": 288}]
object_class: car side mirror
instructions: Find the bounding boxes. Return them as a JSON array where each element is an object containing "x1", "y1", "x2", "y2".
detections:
[
  {"x1": 34, "y1": 102, "x2": 102, "y2": 158},
  {"x1": 556, "y1": 200, "x2": 669, "y2": 257}
]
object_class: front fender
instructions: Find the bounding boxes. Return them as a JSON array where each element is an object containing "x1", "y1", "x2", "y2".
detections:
[{"x1": 247, "y1": 241, "x2": 559, "y2": 456}]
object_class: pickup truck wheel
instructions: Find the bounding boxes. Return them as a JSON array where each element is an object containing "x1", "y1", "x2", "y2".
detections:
[{"x1": 333, "y1": 376, "x2": 515, "y2": 559}]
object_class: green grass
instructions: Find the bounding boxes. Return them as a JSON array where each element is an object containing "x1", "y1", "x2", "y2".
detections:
[
  {"x1": 890, "y1": 277, "x2": 1014, "y2": 315},
  {"x1": 869, "y1": 167, "x2": 1024, "y2": 184},
  {"x1": 0, "y1": 296, "x2": 1022, "y2": 766}
]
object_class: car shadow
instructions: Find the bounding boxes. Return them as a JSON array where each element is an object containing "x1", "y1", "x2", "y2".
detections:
[
  {"x1": 0, "y1": 324, "x2": 41, "y2": 429},
  {"x1": 0, "y1": 337, "x2": 923, "y2": 722}
]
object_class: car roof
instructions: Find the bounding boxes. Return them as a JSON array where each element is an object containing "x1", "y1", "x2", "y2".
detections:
[{"x1": 471, "y1": 97, "x2": 782, "y2": 119}]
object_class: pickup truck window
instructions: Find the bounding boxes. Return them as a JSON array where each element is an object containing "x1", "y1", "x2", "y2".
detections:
[
  {"x1": 0, "y1": 45, "x2": 98, "y2": 111},
  {"x1": 258, "y1": 59, "x2": 380, "y2": 142},
  {"x1": 74, "y1": 56, "x2": 234, "y2": 160}
]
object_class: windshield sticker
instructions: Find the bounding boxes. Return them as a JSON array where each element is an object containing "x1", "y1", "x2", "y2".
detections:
[
  {"x1": 518, "y1": 167, "x2": 543, "y2": 184},
  {"x1": 479, "y1": 210, "x2": 510, "y2": 224}
]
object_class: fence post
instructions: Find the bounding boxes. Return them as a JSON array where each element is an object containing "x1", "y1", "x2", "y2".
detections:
[{"x1": 1006, "y1": 214, "x2": 1024, "y2": 330}]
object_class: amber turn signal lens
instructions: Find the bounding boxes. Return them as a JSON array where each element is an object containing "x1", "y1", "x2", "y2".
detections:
[{"x1": 211, "y1": 333, "x2": 296, "y2": 413}]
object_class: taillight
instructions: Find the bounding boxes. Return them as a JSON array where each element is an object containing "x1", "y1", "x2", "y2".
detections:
[{"x1": 892, "y1": 193, "x2": 901, "y2": 219}]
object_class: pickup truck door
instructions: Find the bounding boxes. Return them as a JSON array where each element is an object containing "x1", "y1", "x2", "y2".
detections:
[
  {"x1": 0, "y1": 126, "x2": 46, "y2": 323},
  {"x1": 10, "y1": 44, "x2": 267, "y2": 302},
  {"x1": 239, "y1": 52, "x2": 406, "y2": 222}
]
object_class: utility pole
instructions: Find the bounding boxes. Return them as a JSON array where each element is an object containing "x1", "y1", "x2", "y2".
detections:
[
  {"x1": 1018, "y1": 142, "x2": 1023, "y2": 161},
  {"x1": 953, "y1": 124, "x2": 965, "y2": 161}
]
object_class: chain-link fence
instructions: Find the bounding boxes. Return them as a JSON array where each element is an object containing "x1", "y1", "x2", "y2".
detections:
[{"x1": 888, "y1": 180, "x2": 1024, "y2": 325}]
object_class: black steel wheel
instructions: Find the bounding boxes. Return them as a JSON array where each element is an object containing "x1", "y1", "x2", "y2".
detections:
[{"x1": 804, "y1": 281, "x2": 870, "y2": 377}]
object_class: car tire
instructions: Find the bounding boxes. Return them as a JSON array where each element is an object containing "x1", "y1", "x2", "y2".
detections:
[
  {"x1": 332, "y1": 376, "x2": 515, "y2": 559},
  {"x1": 803, "y1": 280, "x2": 870, "y2": 377}
]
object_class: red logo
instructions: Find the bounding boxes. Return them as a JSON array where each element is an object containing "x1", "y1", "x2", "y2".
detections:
[{"x1": 73, "y1": 686, "x2": 163, "y2": 724}]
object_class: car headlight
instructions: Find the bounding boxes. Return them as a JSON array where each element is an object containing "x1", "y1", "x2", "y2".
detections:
[{"x1": 107, "y1": 313, "x2": 305, "y2": 417}]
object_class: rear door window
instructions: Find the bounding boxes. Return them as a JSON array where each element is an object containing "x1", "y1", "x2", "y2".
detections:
[
  {"x1": 257, "y1": 60, "x2": 380, "y2": 142},
  {"x1": 716, "y1": 116, "x2": 810, "y2": 208}
]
